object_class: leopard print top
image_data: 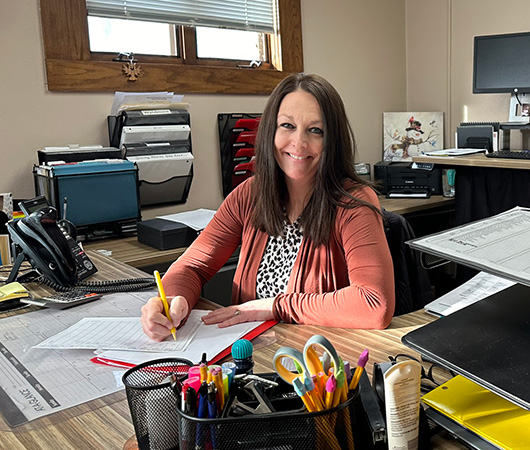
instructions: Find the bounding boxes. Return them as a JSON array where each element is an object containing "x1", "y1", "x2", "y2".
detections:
[{"x1": 255, "y1": 219, "x2": 303, "y2": 299}]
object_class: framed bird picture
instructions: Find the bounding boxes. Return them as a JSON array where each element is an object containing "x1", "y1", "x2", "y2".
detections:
[{"x1": 383, "y1": 112, "x2": 444, "y2": 161}]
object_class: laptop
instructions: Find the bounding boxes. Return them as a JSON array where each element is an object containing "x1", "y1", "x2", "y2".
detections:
[{"x1": 402, "y1": 283, "x2": 530, "y2": 410}]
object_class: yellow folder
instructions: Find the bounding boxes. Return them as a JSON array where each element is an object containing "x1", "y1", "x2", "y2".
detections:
[{"x1": 422, "y1": 375, "x2": 530, "y2": 450}]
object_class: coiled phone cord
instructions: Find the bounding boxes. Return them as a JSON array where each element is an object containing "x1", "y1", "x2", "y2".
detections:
[{"x1": 37, "y1": 275, "x2": 157, "y2": 293}]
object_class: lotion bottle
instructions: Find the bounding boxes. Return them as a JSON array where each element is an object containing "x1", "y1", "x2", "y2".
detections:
[{"x1": 384, "y1": 359, "x2": 422, "y2": 450}]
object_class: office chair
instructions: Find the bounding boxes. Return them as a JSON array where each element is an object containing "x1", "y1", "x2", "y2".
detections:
[{"x1": 382, "y1": 209, "x2": 435, "y2": 316}]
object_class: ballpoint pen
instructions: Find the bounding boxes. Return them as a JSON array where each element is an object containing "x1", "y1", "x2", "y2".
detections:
[
  {"x1": 153, "y1": 270, "x2": 176, "y2": 340},
  {"x1": 195, "y1": 382, "x2": 208, "y2": 450},
  {"x1": 208, "y1": 382, "x2": 219, "y2": 450},
  {"x1": 349, "y1": 349, "x2": 369, "y2": 390},
  {"x1": 169, "y1": 373, "x2": 183, "y2": 398}
]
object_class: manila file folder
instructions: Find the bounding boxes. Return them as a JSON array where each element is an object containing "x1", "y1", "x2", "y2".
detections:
[{"x1": 423, "y1": 375, "x2": 530, "y2": 450}]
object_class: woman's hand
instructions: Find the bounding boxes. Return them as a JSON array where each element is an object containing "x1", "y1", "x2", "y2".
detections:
[
  {"x1": 202, "y1": 298, "x2": 275, "y2": 328},
  {"x1": 141, "y1": 295, "x2": 190, "y2": 341}
]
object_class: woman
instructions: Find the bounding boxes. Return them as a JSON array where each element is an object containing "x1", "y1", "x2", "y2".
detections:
[{"x1": 141, "y1": 73, "x2": 395, "y2": 341}]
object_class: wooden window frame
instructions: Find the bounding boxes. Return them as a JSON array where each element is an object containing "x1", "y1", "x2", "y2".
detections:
[{"x1": 40, "y1": 0, "x2": 304, "y2": 94}]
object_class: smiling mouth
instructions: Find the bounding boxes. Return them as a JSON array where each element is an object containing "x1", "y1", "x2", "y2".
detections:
[{"x1": 287, "y1": 153, "x2": 310, "y2": 160}]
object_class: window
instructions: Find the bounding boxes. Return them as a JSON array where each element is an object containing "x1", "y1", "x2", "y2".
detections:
[{"x1": 40, "y1": 0, "x2": 303, "y2": 94}]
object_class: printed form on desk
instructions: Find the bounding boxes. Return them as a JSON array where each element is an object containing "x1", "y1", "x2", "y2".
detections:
[
  {"x1": 424, "y1": 271, "x2": 516, "y2": 316},
  {"x1": 0, "y1": 291, "x2": 264, "y2": 427},
  {"x1": 408, "y1": 206, "x2": 530, "y2": 287}
]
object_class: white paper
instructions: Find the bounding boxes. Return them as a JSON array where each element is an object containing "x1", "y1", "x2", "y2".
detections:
[
  {"x1": 157, "y1": 208, "x2": 216, "y2": 231},
  {"x1": 33, "y1": 311, "x2": 205, "y2": 352},
  {"x1": 94, "y1": 317, "x2": 264, "y2": 367},
  {"x1": 424, "y1": 271, "x2": 516, "y2": 316},
  {"x1": 0, "y1": 289, "x2": 266, "y2": 426},
  {"x1": 408, "y1": 207, "x2": 530, "y2": 287},
  {"x1": 422, "y1": 148, "x2": 486, "y2": 156},
  {"x1": 111, "y1": 91, "x2": 183, "y2": 115},
  {"x1": 0, "y1": 290, "x2": 155, "y2": 426}
]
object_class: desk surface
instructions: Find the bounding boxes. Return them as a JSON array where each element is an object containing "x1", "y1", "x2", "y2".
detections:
[
  {"x1": 0, "y1": 254, "x2": 465, "y2": 449},
  {"x1": 84, "y1": 196, "x2": 454, "y2": 270},
  {"x1": 414, "y1": 153, "x2": 530, "y2": 169}
]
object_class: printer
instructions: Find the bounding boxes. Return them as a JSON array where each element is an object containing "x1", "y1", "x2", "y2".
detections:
[{"x1": 374, "y1": 161, "x2": 442, "y2": 198}]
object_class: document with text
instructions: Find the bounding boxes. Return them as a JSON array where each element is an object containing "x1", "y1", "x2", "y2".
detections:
[{"x1": 408, "y1": 207, "x2": 530, "y2": 287}]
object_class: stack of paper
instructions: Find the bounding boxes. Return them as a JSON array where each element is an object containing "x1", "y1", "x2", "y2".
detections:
[
  {"x1": 33, "y1": 309, "x2": 270, "y2": 367},
  {"x1": 111, "y1": 92, "x2": 185, "y2": 115},
  {"x1": 422, "y1": 148, "x2": 486, "y2": 156}
]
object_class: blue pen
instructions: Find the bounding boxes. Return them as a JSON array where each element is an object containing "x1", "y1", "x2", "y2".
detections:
[
  {"x1": 195, "y1": 382, "x2": 208, "y2": 450},
  {"x1": 208, "y1": 382, "x2": 219, "y2": 450}
]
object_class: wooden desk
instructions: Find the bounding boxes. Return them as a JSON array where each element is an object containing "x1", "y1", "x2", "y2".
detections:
[
  {"x1": 413, "y1": 153, "x2": 530, "y2": 227},
  {"x1": 414, "y1": 153, "x2": 530, "y2": 170},
  {"x1": 0, "y1": 258, "x2": 465, "y2": 449},
  {"x1": 83, "y1": 196, "x2": 454, "y2": 273},
  {"x1": 83, "y1": 237, "x2": 187, "y2": 271},
  {"x1": 379, "y1": 195, "x2": 454, "y2": 216}
]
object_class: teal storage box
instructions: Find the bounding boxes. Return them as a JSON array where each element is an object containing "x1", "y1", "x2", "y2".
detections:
[{"x1": 33, "y1": 160, "x2": 141, "y2": 239}]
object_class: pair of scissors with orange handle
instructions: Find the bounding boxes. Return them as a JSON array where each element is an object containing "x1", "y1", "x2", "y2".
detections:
[{"x1": 273, "y1": 335, "x2": 341, "y2": 411}]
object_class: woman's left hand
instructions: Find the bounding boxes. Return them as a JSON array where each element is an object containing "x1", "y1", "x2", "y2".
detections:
[{"x1": 202, "y1": 298, "x2": 275, "y2": 328}]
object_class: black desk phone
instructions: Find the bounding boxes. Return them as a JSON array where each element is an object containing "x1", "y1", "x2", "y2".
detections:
[
  {"x1": 5, "y1": 196, "x2": 155, "y2": 293},
  {"x1": 7, "y1": 196, "x2": 97, "y2": 287}
]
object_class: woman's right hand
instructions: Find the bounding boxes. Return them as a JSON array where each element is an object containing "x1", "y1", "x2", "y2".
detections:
[{"x1": 141, "y1": 295, "x2": 190, "y2": 341}]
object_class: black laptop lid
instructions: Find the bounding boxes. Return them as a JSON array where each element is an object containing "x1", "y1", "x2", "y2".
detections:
[{"x1": 402, "y1": 283, "x2": 530, "y2": 410}]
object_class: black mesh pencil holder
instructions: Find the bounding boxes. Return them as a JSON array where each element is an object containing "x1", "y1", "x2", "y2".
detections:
[
  {"x1": 176, "y1": 373, "x2": 364, "y2": 450},
  {"x1": 122, "y1": 358, "x2": 193, "y2": 450}
]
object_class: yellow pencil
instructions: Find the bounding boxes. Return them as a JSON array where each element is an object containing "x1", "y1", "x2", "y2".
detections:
[{"x1": 154, "y1": 270, "x2": 176, "y2": 341}]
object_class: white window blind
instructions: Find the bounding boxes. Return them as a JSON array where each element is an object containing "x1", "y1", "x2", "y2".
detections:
[{"x1": 86, "y1": 0, "x2": 276, "y2": 34}]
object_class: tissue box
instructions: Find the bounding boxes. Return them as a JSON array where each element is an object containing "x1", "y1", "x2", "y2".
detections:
[{"x1": 137, "y1": 219, "x2": 198, "y2": 250}]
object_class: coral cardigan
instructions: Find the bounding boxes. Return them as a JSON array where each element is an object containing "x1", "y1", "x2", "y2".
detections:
[{"x1": 163, "y1": 179, "x2": 395, "y2": 329}]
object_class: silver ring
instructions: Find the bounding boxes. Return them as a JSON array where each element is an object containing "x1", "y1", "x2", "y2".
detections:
[{"x1": 234, "y1": 310, "x2": 241, "y2": 316}]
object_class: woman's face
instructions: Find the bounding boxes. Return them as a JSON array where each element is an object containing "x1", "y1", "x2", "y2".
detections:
[{"x1": 274, "y1": 89, "x2": 324, "y2": 187}]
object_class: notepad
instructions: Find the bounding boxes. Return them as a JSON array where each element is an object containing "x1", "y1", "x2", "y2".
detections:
[
  {"x1": 423, "y1": 376, "x2": 530, "y2": 449},
  {"x1": 0, "y1": 282, "x2": 29, "y2": 300}
]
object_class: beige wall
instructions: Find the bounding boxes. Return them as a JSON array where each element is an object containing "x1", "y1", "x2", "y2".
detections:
[
  {"x1": 0, "y1": 0, "x2": 406, "y2": 219},
  {"x1": 406, "y1": 0, "x2": 530, "y2": 148},
  {"x1": 3, "y1": 1, "x2": 529, "y2": 220}
]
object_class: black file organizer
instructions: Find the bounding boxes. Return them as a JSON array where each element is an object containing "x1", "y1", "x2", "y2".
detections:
[
  {"x1": 109, "y1": 109, "x2": 193, "y2": 207},
  {"x1": 123, "y1": 358, "x2": 373, "y2": 450},
  {"x1": 217, "y1": 113, "x2": 261, "y2": 198}
]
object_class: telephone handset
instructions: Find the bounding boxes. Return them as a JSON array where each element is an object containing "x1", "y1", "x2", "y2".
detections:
[{"x1": 7, "y1": 205, "x2": 97, "y2": 287}]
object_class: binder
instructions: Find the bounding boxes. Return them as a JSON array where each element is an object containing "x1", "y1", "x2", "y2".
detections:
[{"x1": 423, "y1": 375, "x2": 530, "y2": 449}]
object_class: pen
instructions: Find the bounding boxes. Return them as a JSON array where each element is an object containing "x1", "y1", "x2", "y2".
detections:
[
  {"x1": 195, "y1": 382, "x2": 208, "y2": 450},
  {"x1": 169, "y1": 373, "x2": 183, "y2": 398},
  {"x1": 154, "y1": 270, "x2": 176, "y2": 341},
  {"x1": 349, "y1": 349, "x2": 369, "y2": 390},
  {"x1": 208, "y1": 382, "x2": 219, "y2": 450}
]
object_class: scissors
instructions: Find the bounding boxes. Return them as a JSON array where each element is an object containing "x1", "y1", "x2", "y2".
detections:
[{"x1": 273, "y1": 335, "x2": 344, "y2": 410}]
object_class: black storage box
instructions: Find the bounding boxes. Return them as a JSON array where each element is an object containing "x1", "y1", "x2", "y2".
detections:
[{"x1": 137, "y1": 219, "x2": 198, "y2": 250}]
